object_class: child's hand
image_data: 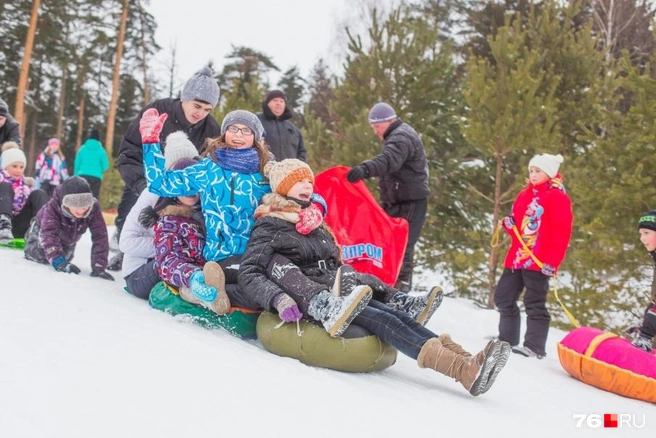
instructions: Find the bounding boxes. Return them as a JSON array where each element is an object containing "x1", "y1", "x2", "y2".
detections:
[
  {"x1": 273, "y1": 293, "x2": 302, "y2": 322},
  {"x1": 52, "y1": 256, "x2": 81, "y2": 274},
  {"x1": 91, "y1": 269, "x2": 115, "y2": 281},
  {"x1": 541, "y1": 264, "x2": 556, "y2": 277},
  {"x1": 502, "y1": 216, "x2": 515, "y2": 230},
  {"x1": 296, "y1": 203, "x2": 323, "y2": 235},
  {"x1": 139, "y1": 108, "x2": 168, "y2": 144}
]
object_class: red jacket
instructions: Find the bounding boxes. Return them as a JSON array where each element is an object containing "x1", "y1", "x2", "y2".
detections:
[{"x1": 503, "y1": 175, "x2": 573, "y2": 272}]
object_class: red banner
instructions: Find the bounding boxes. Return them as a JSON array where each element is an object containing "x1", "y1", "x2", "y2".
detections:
[{"x1": 314, "y1": 166, "x2": 408, "y2": 285}]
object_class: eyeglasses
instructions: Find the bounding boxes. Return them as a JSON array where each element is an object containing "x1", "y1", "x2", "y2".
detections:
[{"x1": 226, "y1": 126, "x2": 254, "y2": 136}]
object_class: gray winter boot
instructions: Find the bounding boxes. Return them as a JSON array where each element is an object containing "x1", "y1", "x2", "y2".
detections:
[
  {"x1": 388, "y1": 286, "x2": 444, "y2": 325},
  {"x1": 308, "y1": 286, "x2": 372, "y2": 337},
  {"x1": 632, "y1": 334, "x2": 654, "y2": 353},
  {"x1": 0, "y1": 214, "x2": 14, "y2": 243}
]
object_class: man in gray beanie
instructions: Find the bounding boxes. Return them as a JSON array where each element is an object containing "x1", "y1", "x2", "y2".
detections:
[
  {"x1": 256, "y1": 89, "x2": 307, "y2": 161},
  {"x1": 110, "y1": 67, "x2": 221, "y2": 270},
  {"x1": 346, "y1": 102, "x2": 430, "y2": 293},
  {"x1": 0, "y1": 98, "x2": 22, "y2": 147}
]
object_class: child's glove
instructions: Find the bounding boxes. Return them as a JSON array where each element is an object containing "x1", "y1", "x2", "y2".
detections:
[
  {"x1": 310, "y1": 193, "x2": 328, "y2": 218},
  {"x1": 91, "y1": 269, "x2": 115, "y2": 281},
  {"x1": 541, "y1": 264, "x2": 556, "y2": 277},
  {"x1": 190, "y1": 270, "x2": 217, "y2": 302},
  {"x1": 139, "y1": 108, "x2": 168, "y2": 144},
  {"x1": 52, "y1": 256, "x2": 81, "y2": 274},
  {"x1": 346, "y1": 165, "x2": 367, "y2": 183},
  {"x1": 273, "y1": 293, "x2": 302, "y2": 322},
  {"x1": 502, "y1": 216, "x2": 515, "y2": 230},
  {"x1": 296, "y1": 203, "x2": 323, "y2": 235}
]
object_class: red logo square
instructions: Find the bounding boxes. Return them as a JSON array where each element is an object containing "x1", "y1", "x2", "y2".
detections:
[{"x1": 604, "y1": 414, "x2": 618, "y2": 428}]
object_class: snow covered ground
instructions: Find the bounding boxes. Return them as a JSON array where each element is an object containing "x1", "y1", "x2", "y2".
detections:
[{"x1": 0, "y1": 227, "x2": 652, "y2": 438}]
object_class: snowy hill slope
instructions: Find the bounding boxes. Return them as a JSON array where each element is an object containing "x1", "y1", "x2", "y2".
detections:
[{"x1": 0, "y1": 227, "x2": 652, "y2": 438}]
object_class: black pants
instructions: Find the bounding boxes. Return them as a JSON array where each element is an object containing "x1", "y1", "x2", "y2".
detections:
[
  {"x1": 40, "y1": 181, "x2": 57, "y2": 197},
  {"x1": 0, "y1": 183, "x2": 49, "y2": 238},
  {"x1": 114, "y1": 184, "x2": 140, "y2": 236},
  {"x1": 125, "y1": 260, "x2": 160, "y2": 300},
  {"x1": 641, "y1": 300, "x2": 656, "y2": 338},
  {"x1": 384, "y1": 197, "x2": 428, "y2": 287},
  {"x1": 494, "y1": 268, "x2": 551, "y2": 355},
  {"x1": 79, "y1": 175, "x2": 101, "y2": 199}
]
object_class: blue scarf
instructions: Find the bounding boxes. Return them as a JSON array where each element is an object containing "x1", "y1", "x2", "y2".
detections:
[{"x1": 214, "y1": 147, "x2": 260, "y2": 174}]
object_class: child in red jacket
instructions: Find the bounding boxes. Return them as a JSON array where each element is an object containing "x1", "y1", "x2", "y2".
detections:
[{"x1": 494, "y1": 153, "x2": 573, "y2": 359}]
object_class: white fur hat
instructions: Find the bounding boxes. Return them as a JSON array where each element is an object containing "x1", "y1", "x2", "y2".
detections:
[
  {"x1": 163, "y1": 131, "x2": 199, "y2": 170},
  {"x1": 528, "y1": 153, "x2": 564, "y2": 178}
]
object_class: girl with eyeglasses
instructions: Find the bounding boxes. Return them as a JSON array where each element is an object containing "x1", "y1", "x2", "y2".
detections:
[{"x1": 141, "y1": 109, "x2": 271, "y2": 310}]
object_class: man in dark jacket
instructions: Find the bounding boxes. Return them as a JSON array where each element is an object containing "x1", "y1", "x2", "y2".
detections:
[
  {"x1": 0, "y1": 98, "x2": 21, "y2": 146},
  {"x1": 256, "y1": 90, "x2": 306, "y2": 161},
  {"x1": 109, "y1": 66, "x2": 221, "y2": 270},
  {"x1": 346, "y1": 102, "x2": 430, "y2": 292}
]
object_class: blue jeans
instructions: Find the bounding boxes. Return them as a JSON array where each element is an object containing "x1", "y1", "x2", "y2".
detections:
[{"x1": 353, "y1": 299, "x2": 437, "y2": 359}]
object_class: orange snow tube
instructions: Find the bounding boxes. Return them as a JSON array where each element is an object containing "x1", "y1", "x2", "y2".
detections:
[{"x1": 557, "y1": 327, "x2": 656, "y2": 403}]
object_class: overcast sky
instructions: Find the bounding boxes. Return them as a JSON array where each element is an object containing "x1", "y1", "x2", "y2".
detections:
[{"x1": 147, "y1": 0, "x2": 357, "y2": 94}]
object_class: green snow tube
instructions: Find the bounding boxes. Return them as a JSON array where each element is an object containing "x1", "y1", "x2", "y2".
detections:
[
  {"x1": 148, "y1": 282, "x2": 260, "y2": 339},
  {"x1": 257, "y1": 311, "x2": 397, "y2": 372}
]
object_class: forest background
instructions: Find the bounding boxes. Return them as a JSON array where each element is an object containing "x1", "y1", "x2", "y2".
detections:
[{"x1": 2, "y1": 0, "x2": 656, "y2": 334}]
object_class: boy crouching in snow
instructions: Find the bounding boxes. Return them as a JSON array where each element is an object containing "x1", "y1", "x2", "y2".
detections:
[{"x1": 24, "y1": 176, "x2": 114, "y2": 281}]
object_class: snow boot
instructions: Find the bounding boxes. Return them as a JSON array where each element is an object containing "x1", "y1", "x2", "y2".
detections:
[
  {"x1": 388, "y1": 286, "x2": 444, "y2": 325},
  {"x1": 331, "y1": 264, "x2": 358, "y2": 296},
  {"x1": 202, "y1": 261, "x2": 230, "y2": 315},
  {"x1": 632, "y1": 334, "x2": 654, "y2": 353},
  {"x1": 0, "y1": 214, "x2": 13, "y2": 243},
  {"x1": 511, "y1": 345, "x2": 545, "y2": 359},
  {"x1": 418, "y1": 337, "x2": 509, "y2": 396},
  {"x1": 308, "y1": 286, "x2": 372, "y2": 337},
  {"x1": 107, "y1": 251, "x2": 124, "y2": 271},
  {"x1": 179, "y1": 285, "x2": 201, "y2": 305}
]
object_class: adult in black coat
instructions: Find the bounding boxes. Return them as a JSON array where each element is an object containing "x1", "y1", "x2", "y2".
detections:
[
  {"x1": 346, "y1": 102, "x2": 430, "y2": 292},
  {"x1": 109, "y1": 67, "x2": 221, "y2": 270},
  {"x1": 0, "y1": 98, "x2": 21, "y2": 146},
  {"x1": 256, "y1": 90, "x2": 306, "y2": 161}
]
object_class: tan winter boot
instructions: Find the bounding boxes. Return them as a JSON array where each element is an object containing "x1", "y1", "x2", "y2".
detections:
[
  {"x1": 179, "y1": 286, "x2": 201, "y2": 305},
  {"x1": 202, "y1": 262, "x2": 231, "y2": 315},
  {"x1": 417, "y1": 338, "x2": 482, "y2": 395}
]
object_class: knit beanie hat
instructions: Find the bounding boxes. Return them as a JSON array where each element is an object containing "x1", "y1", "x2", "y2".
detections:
[
  {"x1": 265, "y1": 89, "x2": 287, "y2": 104},
  {"x1": 368, "y1": 102, "x2": 397, "y2": 124},
  {"x1": 528, "y1": 153, "x2": 564, "y2": 178},
  {"x1": 88, "y1": 129, "x2": 100, "y2": 141},
  {"x1": 1, "y1": 142, "x2": 26, "y2": 169},
  {"x1": 221, "y1": 110, "x2": 264, "y2": 142},
  {"x1": 266, "y1": 158, "x2": 314, "y2": 196},
  {"x1": 60, "y1": 176, "x2": 94, "y2": 209},
  {"x1": 48, "y1": 138, "x2": 60, "y2": 147},
  {"x1": 164, "y1": 131, "x2": 199, "y2": 169},
  {"x1": 639, "y1": 210, "x2": 656, "y2": 231},
  {"x1": 180, "y1": 67, "x2": 220, "y2": 108},
  {"x1": 0, "y1": 99, "x2": 8, "y2": 118}
]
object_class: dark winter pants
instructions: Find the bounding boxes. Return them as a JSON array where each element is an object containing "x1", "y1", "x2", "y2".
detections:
[
  {"x1": 494, "y1": 268, "x2": 551, "y2": 355},
  {"x1": 114, "y1": 185, "x2": 140, "y2": 236},
  {"x1": 384, "y1": 197, "x2": 428, "y2": 287},
  {"x1": 267, "y1": 253, "x2": 327, "y2": 314},
  {"x1": 125, "y1": 260, "x2": 160, "y2": 300},
  {"x1": 0, "y1": 183, "x2": 49, "y2": 238},
  {"x1": 641, "y1": 300, "x2": 656, "y2": 339},
  {"x1": 24, "y1": 218, "x2": 76, "y2": 265},
  {"x1": 39, "y1": 181, "x2": 57, "y2": 198},
  {"x1": 79, "y1": 175, "x2": 101, "y2": 199},
  {"x1": 353, "y1": 299, "x2": 437, "y2": 359}
]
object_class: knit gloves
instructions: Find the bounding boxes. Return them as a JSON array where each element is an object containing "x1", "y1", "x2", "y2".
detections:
[
  {"x1": 296, "y1": 203, "x2": 323, "y2": 235},
  {"x1": 273, "y1": 293, "x2": 302, "y2": 322},
  {"x1": 140, "y1": 108, "x2": 168, "y2": 144},
  {"x1": 52, "y1": 256, "x2": 80, "y2": 274},
  {"x1": 190, "y1": 270, "x2": 218, "y2": 302}
]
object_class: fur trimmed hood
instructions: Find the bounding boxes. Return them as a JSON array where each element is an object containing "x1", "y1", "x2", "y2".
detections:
[{"x1": 254, "y1": 193, "x2": 302, "y2": 223}]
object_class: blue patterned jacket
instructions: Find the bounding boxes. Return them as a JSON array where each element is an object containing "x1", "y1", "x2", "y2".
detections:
[{"x1": 143, "y1": 142, "x2": 271, "y2": 262}]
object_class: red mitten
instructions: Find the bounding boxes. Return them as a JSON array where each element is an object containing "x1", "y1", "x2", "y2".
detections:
[
  {"x1": 139, "y1": 108, "x2": 168, "y2": 144},
  {"x1": 296, "y1": 203, "x2": 323, "y2": 235}
]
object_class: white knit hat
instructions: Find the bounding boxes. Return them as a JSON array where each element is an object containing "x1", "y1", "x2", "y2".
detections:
[
  {"x1": 528, "y1": 153, "x2": 564, "y2": 178},
  {"x1": 163, "y1": 131, "x2": 199, "y2": 170},
  {"x1": 1, "y1": 142, "x2": 26, "y2": 170}
]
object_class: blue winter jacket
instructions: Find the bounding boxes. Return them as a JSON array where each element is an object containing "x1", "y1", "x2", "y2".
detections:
[{"x1": 143, "y1": 142, "x2": 271, "y2": 262}]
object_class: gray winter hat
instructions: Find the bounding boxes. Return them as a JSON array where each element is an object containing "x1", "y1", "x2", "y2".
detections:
[
  {"x1": 368, "y1": 102, "x2": 397, "y2": 124},
  {"x1": 221, "y1": 110, "x2": 264, "y2": 142},
  {"x1": 181, "y1": 67, "x2": 220, "y2": 108},
  {"x1": 0, "y1": 99, "x2": 8, "y2": 118}
]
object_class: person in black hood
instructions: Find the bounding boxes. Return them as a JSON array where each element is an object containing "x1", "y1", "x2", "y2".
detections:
[{"x1": 256, "y1": 89, "x2": 307, "y2": 162}]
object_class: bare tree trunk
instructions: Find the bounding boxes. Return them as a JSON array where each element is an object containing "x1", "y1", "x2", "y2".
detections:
[
  {"x1": 14, "y1": 0, "x2": 41, "y2": 140},
  {"x1": 105, "y1": 0, "x2": 130, "y2": 157},
  {"x1": 56, "y1": 67, "x2": 67, "y2": 141},
  {"x1": 76, "y1": 93, "x2": 86, "y2": 151},
  {"x1": 168, "y1": 41, "x2": 178, "y2": 98},
  {"x1": 487, "y1": 141, "x2": 505, "y2": 308},
  {"x1": 139, "y1": 4, "x2": 150, "y2": 105}
]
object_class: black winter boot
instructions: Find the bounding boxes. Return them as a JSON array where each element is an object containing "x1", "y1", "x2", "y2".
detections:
[{"x1": 0, "y1": 213, "x2": 13, "y2": 243}]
